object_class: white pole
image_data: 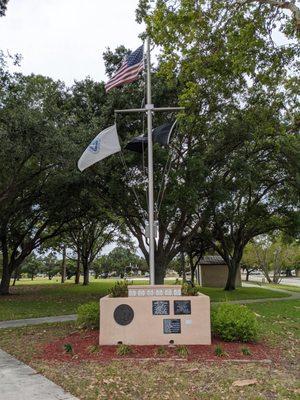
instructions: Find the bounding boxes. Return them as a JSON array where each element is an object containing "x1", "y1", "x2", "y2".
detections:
[{"x1": 146, "y1": 36, "x2": 155, "y2": 285}]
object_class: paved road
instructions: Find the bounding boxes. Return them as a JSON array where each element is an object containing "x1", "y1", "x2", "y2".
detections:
[
  {"x1": 0, "y1": 349, "x2": 78, "y2": 400},
  {"x1": 241, "y1": 274, "x2": 300, "y2": 287}
]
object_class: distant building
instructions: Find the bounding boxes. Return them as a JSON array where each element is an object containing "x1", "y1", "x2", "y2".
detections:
[{"x1": 196, "y1": 255, "x2": 241, "y2": 288}]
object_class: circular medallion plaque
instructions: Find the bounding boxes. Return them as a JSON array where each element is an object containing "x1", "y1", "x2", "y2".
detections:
[{"x1": 113, "y1": 304, "x2": 134, "y2": 326}]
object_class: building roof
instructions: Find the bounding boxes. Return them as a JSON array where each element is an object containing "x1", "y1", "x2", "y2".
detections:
[{"x1": 199, "y1": 255, "x2": 226, "y2": 265}]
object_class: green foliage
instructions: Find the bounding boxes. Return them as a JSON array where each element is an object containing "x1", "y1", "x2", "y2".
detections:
[
  {"x1": 116, "y1": 344, "x2": 132, "y2": 356},
  {"x1": 0, "y1": 0, "x2": 9, "y2": 17},
  {"x1": 181, "y1": 282, "x2": 198, "y2": 296},
  {"x1": 77, "y1": 302, "x2": 99, "y2": 329},
  {"x1": 176, "y1": 345, "x2": 189, "y2": 358},
  {"x1": 105, "y1": 247, "x2": 143, "y2": 278},
  {"x1": 136, "y1": 0, "x2": 300, "y2": 290},
  {"x1": 214, "y1": 345, "x2": 226, "y2": 357},
  {"x1": 156, "y1": 346, "x2": 166, "y2": 356},
  {"x1": 40, "y1": 252, "x2": 60, "y2": 280},
  {"x1": 21, "y1": 255, "x2": 42, "y2": 280},
  {"x1": 87, "y1": 344, "x2": 100, "y2": 354},
  {"x1": 109, "y1": 281, "x2": 128, "y2": 298},
  {"x1": 63, "y1": 343, "x2": 73, "y2": 354},
  {"x1": 241, "y1": 346, "x2": 252, "y2": 356},
  {"x1": 211, "y1": 303, "x2": 259, "y2": 342}
]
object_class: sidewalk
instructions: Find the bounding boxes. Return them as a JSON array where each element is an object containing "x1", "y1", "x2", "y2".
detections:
[
  {"x1": 0, "y1": 314, "x2": 76, "y2": 329},
  {"x1": 0, "y1": 349, "x2": 78, "y2": 400}
]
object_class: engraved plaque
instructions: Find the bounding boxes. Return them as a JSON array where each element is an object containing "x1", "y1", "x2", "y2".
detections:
[
  {"x1": 174, "y1": 300, "x2": 191, "y2": 315},
  {"x1": 152, "y1": 300, "x2": 169, "y2": 315},
  {"x1": 163, "y1": 319, "x2": 181, "y2": 334},
  {"x1": 113, "y1": 304, "x2": 134, "y2": 326}
]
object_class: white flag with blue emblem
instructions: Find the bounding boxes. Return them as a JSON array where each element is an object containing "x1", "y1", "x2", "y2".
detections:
[{"x1": 78, "y1": 124, "x2": 121, "y2": 171}]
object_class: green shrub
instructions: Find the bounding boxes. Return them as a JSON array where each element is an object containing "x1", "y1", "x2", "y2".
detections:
[
  {"x1": 214, "y1": 345, "x2": 226, "y2": 357},
  {"x1": 156, "y1": 346, "x2": 167, "y2": 356},
  {"x1": 211, "y1": 303, "x2": 258, "y2": 342},
  {"x1": 116, "y1": 344, "x2": 132, "y2": 356},
  {"x1": 87, "y1": 344, "x2": 101, "y2": 354},
  {"x1": 64, "y1": 343, "x2": 73, "y2": 354},
  {"x1": 181, "y1": 282, "x2": 198, "y2": 296},
  {"x1": 176, "y1": 345, "x2": 189, "y2": 358},
  {"x1": 241, "y1": 346, "x2": 252, "y2": 356},
  {"x1": 109, "y1": 281, "x2": 128, "y2": 297},
  {"x1": 77, "y1": 302, "x2": 99, "y2": 329}
]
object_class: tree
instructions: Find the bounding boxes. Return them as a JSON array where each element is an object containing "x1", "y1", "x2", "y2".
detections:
[
  {"x1": 136, "y1": 0, "x2": 299, "y2": 289},
  {"x1": 252, "y1": 234, "x2": 300, "y2": 282},
  {"x1": 21, "y1": 254, "x2": 42, "y2": 281},
  {"x1": 183, "y1": 230, "x2": 211, "y2": 283},
  {"x1": 0, "y1": 0, "x2": 9, "y2": 17},
  {"x1": 241, "y1": 242, "x2": 260, "y2": 281},
  {"x1": 68, "y1": 215, "x2": 116, "y2": 285},
  {"x1": 40, "y1": 252, "x2": 60, "y2": 280},
  {"x1": 239, "y1": 1, "x2": 300, "y2": 33},
  {"x1": 65, "y1": 259, "x2": 77, "y2": 280},
  {"x1": 105, "y1": 247, "x2": 141, "y2": 278},
  {"x1": 94, "y1": 254, "x2": 113, "y2": 278},
  {"x1": 0, "y1": 72, "x2": 90, "y2": 294}
]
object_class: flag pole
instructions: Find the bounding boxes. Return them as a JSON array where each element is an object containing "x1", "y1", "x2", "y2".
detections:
[
  {"x1": 113, "y1": 39, "x2": 184, "y2": 286},
  {"x1": 146, "y1": 36, "x2": 155, "y2": 286}
]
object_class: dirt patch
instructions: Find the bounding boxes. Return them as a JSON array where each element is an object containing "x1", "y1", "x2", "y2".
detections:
[{"x1": 39, "y1": 330, "x2": 279, "y2": 364}]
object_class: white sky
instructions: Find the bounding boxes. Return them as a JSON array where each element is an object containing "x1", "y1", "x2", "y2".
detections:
[{"x1": 0, "y1": 0, "x2": 143, "y2": 85}]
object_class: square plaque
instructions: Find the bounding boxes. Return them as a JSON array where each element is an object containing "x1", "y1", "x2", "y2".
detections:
[
  {"x1": 152, "y1": 300, "x2": 169, "y2": 315},
  {"x1": 174, "y1": 300, "x2": 191, "y2": 315},
  {"x1": 163, "y1": 319, "x2": 181, "y2": 334}
]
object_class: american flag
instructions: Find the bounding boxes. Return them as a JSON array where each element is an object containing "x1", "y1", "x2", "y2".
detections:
[{"x1": 105, "y1": 45, "x2": 144, "y2": 92}]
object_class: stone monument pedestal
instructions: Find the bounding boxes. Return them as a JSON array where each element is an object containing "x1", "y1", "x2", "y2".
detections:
[{"x1": 99, "y1": 285, "x2": 211, "y2": 345}]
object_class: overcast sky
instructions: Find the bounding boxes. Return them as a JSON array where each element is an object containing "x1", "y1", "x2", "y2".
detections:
[{"x1": 0, "y1": 0, "x2": 143, "y2": 85}]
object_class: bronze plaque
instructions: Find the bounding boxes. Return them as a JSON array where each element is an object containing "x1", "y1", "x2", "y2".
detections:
[
  {"x1": 163, "y1": 319, "x2": 181, "y2": 334},
  {"x1": 174, "y1": 300, "x2": 191, "y2": 315},
  {"x1": 113, "y1": 304, "x2": 134, "y2": 326},
  {"x1": 152, "y1": 300, "x2": 169, "y2": 315}
]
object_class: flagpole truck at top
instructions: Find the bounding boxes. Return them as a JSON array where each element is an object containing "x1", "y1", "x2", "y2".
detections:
[{"x1": 114, "y1": 37, "x2": 184, "y2": 285}]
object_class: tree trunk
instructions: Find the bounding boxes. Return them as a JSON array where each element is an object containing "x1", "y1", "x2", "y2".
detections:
[
  {"x1": 154, "y1": 266, "x2": 165, "y2": 284},
  {"x1": 0, "y1": 232, "x2": 11, "y2": 295},
  {"x1": 189, "y1": 254, "x2": 196, "y2": 284},
  {"x1": 75, "y1": 248, "x2": 81, "y2": 284},
  {"x1": 0, "y1": 267, "x2": 11, "y2": 295},
  {"x1": 12, "y1": 266, "x2": 20, "y2": 286},
  {"x1": 82, "y1": 260, "x2": 89, "y2": 286},
  {"x1": 246, "y1": 270, "x2": 250, "y2": 281},
  {"x1": 181, "y1": 252, "x2": 186, "y2": 282},
  {"x1": 154, "y1": 257, "x2": 166, "y2": 284},
  {"x1": 61, "y1": 245, "x2": 66, "y2": 284},
  {"x1": 224, "y1": 260, "x2": 240, "y2": 291},
  {"x1": 191, "y1": 266, "x2": 195, "y2": 283}
]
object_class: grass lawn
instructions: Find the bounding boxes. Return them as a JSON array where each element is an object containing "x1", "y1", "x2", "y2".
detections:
[
  {"x1": 0, "y1": 280, "x2": 291, "y2": 321},
  {"x1": 0, "y1": 300, "x2": 299, "y2": 400},
  {"x1": 198, "y1": 286, "x2": 290, "y2": 302},
  {"x1": 262, "y1": 283, "x2": 300, "y2": 293}
]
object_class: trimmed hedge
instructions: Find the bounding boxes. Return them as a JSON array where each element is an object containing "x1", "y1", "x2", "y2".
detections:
[
  {"x1": 77, "y1": 302, "x2": 99, "y2": 329},
  {"x1": 211, "y1": 303, "x2": 258, "y2": 342}
]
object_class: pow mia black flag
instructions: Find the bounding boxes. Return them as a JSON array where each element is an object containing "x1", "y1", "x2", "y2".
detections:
[{"x1": 125, "y1": 121, "x2": 177, "y2": 153}]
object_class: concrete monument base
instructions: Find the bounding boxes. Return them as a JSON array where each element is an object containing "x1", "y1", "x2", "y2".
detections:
[{"x1": 99, "y1": 285, "x2": 211, "y2": 345}]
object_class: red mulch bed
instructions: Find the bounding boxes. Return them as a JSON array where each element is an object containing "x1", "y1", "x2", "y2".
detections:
[{"x1": 38, "y1": 330, "x2": 280, "y2": 364}]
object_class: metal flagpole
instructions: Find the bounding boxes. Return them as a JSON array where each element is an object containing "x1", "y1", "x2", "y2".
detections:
[
  {"x1": 114, "y1": 38, "x2": 184, "y2": 286},
  {"x1": 146, "y1": 36, "x2": 155, "y2": 286}
]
